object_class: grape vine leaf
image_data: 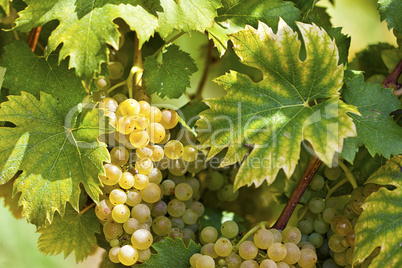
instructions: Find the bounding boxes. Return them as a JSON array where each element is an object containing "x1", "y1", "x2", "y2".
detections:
[
  {"x1": 136, "y1": 238, "x2": 201, "y2": 268},
  {"x1": 196, "y1": 19, "x2": 358, "y2": 189},
  {"x1": 143, "y1": 44, "x2": 198, "y2": 99},
  {"x1": 14, "y1": 0, "x2": 158, "y2": 87},
  {"x1": 0, "y1": 0, "x2": 9, "y2": 15},
  {"x1": 0, "y1": 92, "x2": 110, "y2": 226},
  {"x1": 1, "y1": 41, "x2": 87, "y2": 114},
  {"x1": 209, "y1": 0, "x2": 301, "y2": 56},
  {"x1": 0, "y1": 175, "x2": 22, "y2": 219},
  {"x1": 378, "y1": 0, "x2": 402, "y2": 34},
  {"x1": 156, "y1": 0, "x2": 223, "y2": 38},
  {"x1": 354, "y1": 156, "x2": 402, "y2": 267},
  {"x1": 179, "y1": 100, "x2": 209, "y2": 132},
  {"x1": 37, "y1": 203, "x2": 100, "y2": 262},
  {"x1": 342, "y1": 71, "x2": 402, "y2": 160}
]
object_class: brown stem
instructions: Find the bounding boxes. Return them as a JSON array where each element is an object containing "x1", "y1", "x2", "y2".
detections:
[
  {"x1": 27, "y1": 26, "x2": 42, "y2": 52},
  {"x1": 191, "y1": 39, "x2": 213, "y2": 101},
  {"x1": 383, "y1": 59, "x2": 402, "y2": 92},
  {"x1": 272, "y1": 156, "x2": 322, "y2": 230}
]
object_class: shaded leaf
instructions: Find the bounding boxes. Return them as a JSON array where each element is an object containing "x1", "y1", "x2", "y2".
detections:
[
  {"x1": 343, "y1": 71, "x2": 402, "y2": 159},
  {"x1": 37, "y1": 203, "x2": 100, "y2": 262},
  {"x1": 136, "y1": 238, "x2": 201, "y2": 268},
  {"x1": 143, "y1": 44, "x2": 198, "y2": 99},
  {"x1": 0, "y1": 92, "x2": 109, "y2": 226},
  {"x1": 378, "y1": 0, "x2": 402, "y2": 34},
  {"x1": 14, "y1": 0, "x2": 157, "y2": 86},
  {"x1": 196, "y1": 20, "x2": 358, "y2": 189},
  {"x1": 354, "y1": 156, "x2": 402, "y2": 267}
]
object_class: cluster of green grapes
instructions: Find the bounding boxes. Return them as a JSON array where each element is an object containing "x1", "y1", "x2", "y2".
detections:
[
  {"x1": 191, "y1": 222, "x2": 318, "y2": 268},
  {"x1": 93, "y1": 88, "x2": 208, "y2": 266},
  {"x1": 296, "y1": 166, "x2": 382, "y2": 267}
]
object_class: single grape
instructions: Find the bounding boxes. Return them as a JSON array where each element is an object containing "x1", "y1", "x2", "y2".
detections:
[
  {"x1": 205, "y1": 171, "x2": 224, "y2": 191},
  {"x1": 363, "y1": 183, "x2": 380, "y2": 197},
  {"x1": 95, "y1": 199, "x2": 114, "y2": 221},
  {"x1": 270, "y1": 228, "x2": 283, "y2": 243},
  {"x1": 110, "y1": 146, "x2": 129, "y2": 166},
  {"x1": 352, "y1": 195, "x2": 366, "y2": 214},
  {"x1": 150, "y1": 145, "x2": 164, "y2": 162},
  {"x1": 182, "y1": 145, "x2": 198, "y2": 162},
  {"x1": 118, "y1": 244, "x2": 139, "y2": 266},
  {"x1": 148, "y1": 106, "x2": 162, "y2": 122},
  {"x1": 196, "y1": 255, "x2": 215, "y2": 268},
  {"x1": 259, "y1": 259, "x2": 277, "y2": 268},
  {"x1": 138, "y1": 248, "x2": 151, "y2": 263},
  {"x1": 221, "y1": 220, "x2": 239, "y2": 239},
  {"x1": 283, "y1": 242, "x2": 301, "y2": 265},
  {"x1": 214, "y1": 237, "x2": 233, "y2": 257},
  {"x1": 239, "y1": 241, "x2": 259, "y2": 260},
  {"x1": 253, "y1": 228, "x2": 274, "y2": 249},
  {"x1": 346, "y1": 230, "x2": 355, "y2": 246},
  {"x1": 309, "y1": 174, "x2": 325, "y2": 191},
  {"x1": 112, "y1": 204, "x2": 130, "y2": 223},
  {"x1": 167, "y1": 198, "x2": 186, "y2": 217},
  {"x1": 100, "y1": 163, "x2": 122, "y2": 186},
  {"x1": 313, "y1": 217, "x2": 329, "y2": 234},
  {"x1": 182, "y1": 228, "x2": 196, "y2": 246},
  {"x1": 126, "y1": 189, "x2": 142, "y2": 207},
  {"x1": 200, "y1": 226, "x2": 218, "y2": 244},
  {"x1": 103, "y1": 220, "x2": 123, "y2": 239},
  {"x1": 108, "y1": 61, "x2": 124, "y2": 79},
  {"x1": 190, "y1": 253, "x2": 202, "y2": 268},
  {"x1": 109, "y1": 189, "x2": 128, "y2": 205},
  {"x1": 123, "y1": 218, "x2": 140, "y2": 234},
  {"x1": 308, "y1": 232, "x2": 324, "y2": 248},
  {"x1": 159, "y1": 109, "x2": 179, "y2": 129},
  {"x1": 331, "y1": 215, "x2": 352, "y2": 236},
  {"x1": 131, "y1": 229, "x2": 153, "y2": 250},
  {"x1": 298, "y1": 218, "x2": 314, "y2": 235},
  {"x1": 322, "y1": 258, "x2": 340, "y2": 268},
  {"x1": 240, "y1": 260, "x2": 259, "y2": 268},
  {"x1": 168, "y1": 158, "x2": 188, "y2": 176},
  {"x1": 182, "y1": 208, "x2": 198, "y2": 225},
  {"x1": 276, "y1": 262, "x2": 290, "y2": 268},
  {"x1": 218, "y1": 184, "x2": 239, "y2": 202},
  {"x1": 152, "y1": 216, "x2": 172, "y2": 236},
  {"x1": 322, "y1": 207, "x2": 338, "y2": 224},
  {"x1": 333, "y1": 250, "x2": 347, "y2": 266},
  {"x1": 134, "y1": 174, "x2": 149, "y2": 190},
  {"x1": 95, "y1": 77, "x2": 111, "y2": 91},
  {"x1": 169, "y1": 227, "x2": 183, "y2": 239},
  {"x1": 140, "y1": 183, "x2": 162, "y2": 203},
  {"x1": 298, "y1": 248, "x2": 317, "y2": 268},
  {"x1": 161, "y1": 179, "x2": 175, "y2": 195},
  {"x1": 147, "y1": 122, "x2": 166, "y2": 143},
  {"x1": 164, "y1": 140, "x2": 184, "y2": 160},
  {"x1": 225, "y1": 253, "x2": 242, "y2": 268},
  {"x1": 151, "y1": 200, "x2": 167, "y2": 217},
  {"x1": 308, "y1": 197, "x2": 325, "y2": 214},
  {"x1": 282, "y1": 226, "x2": 302, "y2": 244},
  {"x1": 324, "y1": 166, "x2": 341, "y2": 181},
  {"x1": 328, "y1": 233, "x2": 347, "y2": 253},
  {"x1": 116, "y1": 116, "x2": 136, "y2": 134},
  {"x1": 136, "y1": 146, "x2": 153, "y2": 159},
  {"x1": 138, "y1": 100, "x2": 151, "y2": 116},
  {"x1": 117, "y1": 98, "x2": 140, "y2": 117},
  {"x1": 109, "y1": 246, "x2": 121, "y2": 263},
  {"x1": 267, "y1": 242, "x2": 287, "y2": 262},
  {"x1": 129, "y1": 129, "x2": 150, "y2": 148},
  {"x1": 175, "y1": 183, "x2": 193, "y2": 201},
  {"x1": 135, "y1": 158, "x2": 154, "y2": 175},
  {"x1": 170, "y1": 216, "x2": 185, "y2": 229},
  {"x1": 119, "y1": 172, "x2": 135, "y2": 189},
  {"x1": 131, "y1": 204, "x2": 151, "y2": 223}
]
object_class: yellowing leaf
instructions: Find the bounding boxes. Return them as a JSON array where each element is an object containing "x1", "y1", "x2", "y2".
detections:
[
  {"x1": 354, "y1": 156, "x2": 402, "y2": 267},
  {"x1": 0, "y1": 92, "x2": 109, "y2": 226},
  {"x1": 37, "y1": 203, "x2": 100, "y2": 262},
  {"x1": 196, "y1": 19, "x2": 358, "y2": 189}
]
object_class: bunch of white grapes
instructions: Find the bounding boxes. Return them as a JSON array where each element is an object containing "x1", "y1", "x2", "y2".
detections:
[
  {"x1": 93, "y1": 80, "x2": 206, "y2": 266},
  {"x1": 191, "y1": 223, "x2": 318, "y2": 268}
]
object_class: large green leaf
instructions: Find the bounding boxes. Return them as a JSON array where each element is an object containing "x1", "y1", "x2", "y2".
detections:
[
  {"x1": 378, "y1": 0, "x2": 402, "y2": 34},
  {"x1": 136, "y1": 238, "x2": 201, "y2": 268},
  {"x1": 209, "y1": 0, "x2": 300, "y2": 56},
  {"x1": 354, "y1": 156, "x2": 402, "y2": 267},
  {"x1": 343, "y1": 71, "x2": 402, "y2": 159},
  {"x1": 37, "y1": 203, "x2": 100, "y2": 262},
  {"x1": 0, "y1": 0, "x2": 9, "y2": 15},
  {"x1": 143, "y1": 44, "x2": 198, "y2": 99},
  {"x1": 14, "y1": 0, "x2": 157, "y2": 87},
  {"x1": 0, "y1": 92, "x2": 109, "y2": 226},
  {"x1": 1, "y1": 41, "x2": 86, "y2": 114},
  {"x1": 196, "y1": 20, "x2": 358, "y2": 189},
  {"x1": 156, "y1": 0, "x2": 222, "y2": 38}
]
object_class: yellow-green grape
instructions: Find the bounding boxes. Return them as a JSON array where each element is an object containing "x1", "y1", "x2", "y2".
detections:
[
  {"x1": 158, "y1": 129, "x2": 170, "y2": 144},
  {"x1": 282, "y1": 226, "x2": 302, "y2": 244},
  {"x1": 159, "y1": 109, "x2": 179, "y2": 129},
  {"x1": 103, "y1": 220, "x2": 123, "y2": 239},
  {"x1": 129, "y1": 129, "x2": 150, "y2": 148},
  {"x1": 152, "y1": 216, "x2": 172, "y2": 236},
  {"x1": 190, "y1": 253, "x2": 202, "y2": 267},
  {"x1": 112, "y1": 204, "x2": 131, "y2": 223},
  {"x1": 140, "y1": 183, "x2": 162, "y2": 203},
  {"x1": 346, "y1": 230, "x2": 355, "y2": 246},
  {"x1": 131, "y1": 204, "x2": 151, "y2": 223},
  {"x1": 146, "y1": 122, "x2": 166, "y2": 143},
  {"x1": 134, "y1": 174, "x2": 149, "y2": 190},
  {"x1": 161, "y1": 180, "x2": 175, "y2": 195},
  {"x1": 95, "y1": 199, "x2": 114, "y2": 221},
  {"x1": 99, "y1": 97, "x2": 118, "y2": 112},
  {"x1": 334, "y1": 250, "x2": 348, "y2": 266},
  {"x1": 109, "y1": 189, "x2": 128, "y2": 205},
  {"x1": 117, "y1": 99, "x2": 140, "y2": 117},
  {"x1": 182, "y1": 145, "x2": 198, "y2": 162},
  {"x1": 346, "y1": 247, "x2": 354, "y2": 265},
  {"x1": 259, "y1": 259, "x2": 277, "y2": 268},
  {"x1": 168, "y1": 158, "x2": 188, "y2": 176},
  {"x1": 189, "y1": 202, "x2": 205, "y2": 217},
  {"x1": 267, "y1": 243, "x2": 287, "y2": 262},
  {"x1": 182, "y1": 208, "x2": 198, "y2": 225},
  {"x1": 276, "y1": 262, "x2": 289, "y2": 268},
  {"x1": 253, "y1": 228, "x2": 274, "y2": 249},
  {"x1": 225, "y1": 253, "x2": 242, "y2": 268},
  {"x1": 138, "y1": 100, "x2": 151, "y2": 116},
  {"x1": 135, "y1": 158, "x2": 154, "y2": 175},
  {"x1": 150, "y1": 145, "x2": 164, "y2": 162},
  {"x1": 300, "y1": 242, "x2": 316, "y2": 251},
  {"x1": 136, "y1": 146, "x2": 153, "y2": 159},
  {"x1": 270, "y1": 229, "x2": 282, "y2": 243},
  {"x1": 131, "y1": 229, "x2": 153, "y2": 250},
  {"x1": 183, "y1": 228, "x2": 196, "y2": 246},
  {"x1": 167, "y1": 199, "x2": 186, "y2": 218},
  {"x1": 126, "y1": 189, "x2": 142, "y2": 207},
  {"x1": 298, "y1": 248, "x2": 317, "y2": 268},
  {"x1": 123, "y1": 218, "x2": 140, "y2": 234},
  {"x1": 239, "y1": 241, "x2": 259, "y2": 260},
  {"x1": 200, "y1": 227, "x2": 218, "y2": 244},
  {"x1": 131, "y1": 114, "x2": 149, "y2": 130},
  {"x1": 113, "y1": 93, "x2": 128, "y2": 104},
  {"x1": 151, "y1": 200, "x2": 167, "y2": 217},
  {"x1": 100, "y1": 163, "x2": 122, "y2": 186},
  {"x1": 110, "y1": 146, "x2": 129, "y2": 166},
  {"x1": 118, "y1": 245, "x2": 138, "y2": 266},
  {"x1": 108, "y1": 61, "x2": 124, "y2": 80},
  {"x1": 95, "y1": 77, "x2": 111, "y2": 91},
  {"x1": 240, "y1": 260, "x2": 259, "y2": 267},
  {"x1": 196, "y1": 255, "x2": 215, "y2": 268},
  {"x1": 138, "y1": 248, "x2": 151, "y2": 263},
  {"x1": 134, "y1": 90, "x2": 151, "y2": 103},
  {"x1": 116, "y1": 116, "x2": 135, "y2": 134},
  {"x1": 148, "y1": 106, "x2": 162, "y2": 123},
  {"x1": 147, "y1": 168, "x2": 163, "y2": 184},
  {"x1": 109, "y1": 247, "x2": 121, "y2": 264},
  {"x1": 175, "y1": 183, "x2": 193, "y2": 201},
  {"x1": 119, "y1": 172, "x2": 135, "y2": 189},
  {"x1": 283, "y1": 243, "x2": 301, "y2": 265},
  {"x1": 331, "y1": 215, "x2": 352, "y2": 236},
  {"x1": 214, "y1": 238, "x2": 233, "y2": 257}
]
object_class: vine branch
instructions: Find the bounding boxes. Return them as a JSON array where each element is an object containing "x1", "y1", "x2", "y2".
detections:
[
  {"x1": 191, "y1": 39, "x2": 213, "y2": 101},
  {"x1": 272, "y1": 156, "x2": 322, "y2": 230},
  {"x1": 383, "y1": 59, "x2": 402, "y2": 96},
  {"x1": 27, "y1": 26, "x2": 42, "y2": 52}
]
